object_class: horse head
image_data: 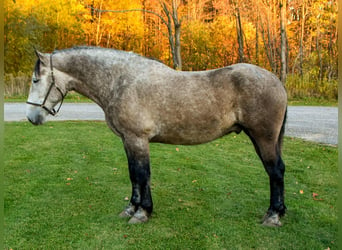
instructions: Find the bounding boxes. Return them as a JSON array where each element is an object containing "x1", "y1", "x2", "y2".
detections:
[{"x1": 26, "y1": 50, "x2": 68, "y2": 125}]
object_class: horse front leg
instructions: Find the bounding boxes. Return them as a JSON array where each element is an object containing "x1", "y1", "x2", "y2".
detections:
[{"x1": 119, "y1": 137, "x2": 153, "y2": 224}]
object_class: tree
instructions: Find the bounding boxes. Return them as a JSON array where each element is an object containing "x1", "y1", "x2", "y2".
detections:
[
  {"x1": 161, "y1": 1, "x2": 182, "y2": 70},
  {"x1": 84, "y1": 0, "x2": 183, "y2": 70},
  {"x1": 280, "y1": 0, "x2": 287, "y2": 83},
  {"x1": 231, "y1": 0, "x2": 244, "y2": 63}
]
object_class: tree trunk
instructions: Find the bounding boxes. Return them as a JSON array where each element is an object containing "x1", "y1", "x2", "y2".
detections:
[
  {"x1": 95, "y1": 0, "x2": 103, "y2": 46},
  {"x1": 235, "y1": 6, "x2": 244, "y2": 63},
  {"x1": 299, "y1": 0, "x2": 305, "y2": 78},
  {"x1": 162, "y1": 1, "x2": 182, "y2": 70},
  {"x1": 280, "y1": 0, "x2": 287, "y2": 83},
  {"x1": 316, "y1": 19, "x2": 323, "y2": 84},
  {"x1": 172, "y1": 1, "x2": 182, "y2": 70},
  {"x1": 255, "y1": 14, "x2": 259, "y2": 65}
]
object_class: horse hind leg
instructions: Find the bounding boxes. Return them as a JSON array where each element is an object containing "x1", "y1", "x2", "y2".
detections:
[{"x1": 244, "y1": 128, "x2": 286, "y2": 227}]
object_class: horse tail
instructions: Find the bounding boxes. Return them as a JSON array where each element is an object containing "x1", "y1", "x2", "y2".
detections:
[{"x1": 277, "y1": 107, "x2": 287, "y2": 155}]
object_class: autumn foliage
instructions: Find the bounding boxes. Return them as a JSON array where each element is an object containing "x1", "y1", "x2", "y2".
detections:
[{"x1": 4, "y1": 0, "x2": 338, "y2": 98}]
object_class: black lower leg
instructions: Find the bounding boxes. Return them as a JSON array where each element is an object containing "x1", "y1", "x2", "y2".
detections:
[
  {"x1": 266, "y1": 156, "x2": 286, "y2": 216},
  {"x1": 127, "y1": 153, "x2": 153, "y2": 215}
]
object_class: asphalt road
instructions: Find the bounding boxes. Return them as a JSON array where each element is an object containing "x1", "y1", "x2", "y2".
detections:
[{"x1": 5, "y1": 103, "x2": 338, "y2": 145}]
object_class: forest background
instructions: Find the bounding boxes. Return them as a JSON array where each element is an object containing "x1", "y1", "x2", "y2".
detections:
[{"x1": 4, "y1": 0, "x2": 338, "y2": 101}]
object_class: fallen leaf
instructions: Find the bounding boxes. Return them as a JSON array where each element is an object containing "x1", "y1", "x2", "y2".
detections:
[
  {"x1": 192, "y1": 180, "x2": 197, "y2": 183},
  {"x1": 313, "y1": 192, "x2": 323, "y2": 201},
  {"x1": 66, "y1": 178, "x2": 73, "y2": 181},
  {"x1": 124, "y1": 197, "x2": 129, "y2": 201},
  {"x1": 300, "y1": 190, "x2": 304, "y2": 194},
  {"x1": 66, "y1": 183, "x2": 71, "y2": 185},
  {"x1": 175, "y1": 147, "x2": 179, "y2": 152}
]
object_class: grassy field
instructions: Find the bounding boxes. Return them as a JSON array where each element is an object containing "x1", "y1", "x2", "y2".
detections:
[{"x1": 4, "y1": 121, "x2": 337, "y2": 249}]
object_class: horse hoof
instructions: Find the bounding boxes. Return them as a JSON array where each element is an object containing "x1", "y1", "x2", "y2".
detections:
[
  {"x1": 119, "y1": 210, "x2": 133, "y2": 218},
  {"x1": 119, "y1": 204, "x2": 135, "y2": 218},
  {"x1": 128, "y1": 208, "x2": 149, "y2": 224},
  {"x1": 262, "y1": 213, "x2": 282, "y2": 227}
]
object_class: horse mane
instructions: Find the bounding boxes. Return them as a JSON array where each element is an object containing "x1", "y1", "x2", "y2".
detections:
[{"x1": 55, "y1": 46, "x2": 165, "y2": 65}]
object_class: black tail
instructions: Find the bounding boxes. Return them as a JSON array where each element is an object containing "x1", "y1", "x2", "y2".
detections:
[{"x1": 277, "y1": 107, "x2": 287, "y2": 155}]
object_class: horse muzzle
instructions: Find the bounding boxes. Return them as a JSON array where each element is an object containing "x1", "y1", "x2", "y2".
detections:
[
  {"x1": 26, "y1": 105, "x2": 47, "y2": 125},
  {"x1": 27, "y1": 115, "x2": 45, "y2": 125}
]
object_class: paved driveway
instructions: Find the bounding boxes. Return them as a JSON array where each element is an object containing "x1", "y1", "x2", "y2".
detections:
[{"x1": 5, "y1": 103, "x2": 338, "y2": 145}]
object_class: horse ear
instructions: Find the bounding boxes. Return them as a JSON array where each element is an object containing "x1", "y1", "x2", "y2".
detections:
[{"x1": 34, "y1": 49, "x2": 49, "y2": 66}]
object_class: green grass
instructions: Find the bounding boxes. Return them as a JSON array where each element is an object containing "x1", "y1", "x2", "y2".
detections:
[
  {"x1": 287, "y1": 97, "x2": 337, "y2": 107},
  {"x1": 4, "y1": 121, "x2": 337, "y2": 249}
]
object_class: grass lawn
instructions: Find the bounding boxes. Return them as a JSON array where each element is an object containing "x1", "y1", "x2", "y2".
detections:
[{"x1": 4, "y1": 121, "x2": 337, "y2": 249}]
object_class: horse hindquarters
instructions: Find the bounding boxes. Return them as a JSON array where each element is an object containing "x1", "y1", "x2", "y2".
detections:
[{"x1": 119, "y1": 136, "x2": 153, "y2": 224}]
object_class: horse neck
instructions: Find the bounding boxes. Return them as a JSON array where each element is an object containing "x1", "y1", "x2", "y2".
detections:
[
  {"x1": 59, "y1": 54, "x2": 117, "y2": 109},
  {"x1": 72, "y1": 76, "x2": 111, "y2": 109}
]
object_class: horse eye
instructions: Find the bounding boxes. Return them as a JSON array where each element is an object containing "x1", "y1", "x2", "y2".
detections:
[{"x1": 33, "y1": 78, "x2": 40, "y2": 83}]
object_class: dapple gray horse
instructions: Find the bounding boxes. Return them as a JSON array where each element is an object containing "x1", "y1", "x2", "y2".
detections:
[{"x1": 26, "y1": 47, "x2": 287, "y2": 226}]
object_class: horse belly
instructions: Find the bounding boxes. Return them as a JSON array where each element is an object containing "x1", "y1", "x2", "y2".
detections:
[{"x1": 150, "y1": 112, "x2": 238, "y2": 145}]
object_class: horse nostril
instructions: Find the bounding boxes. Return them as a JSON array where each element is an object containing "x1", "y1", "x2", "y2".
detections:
[
  {"x1": 27, "y1": 116, "x2": 43, "y2": 126},
  {"x1": 27, "y1": 117, "x2": 33, "y2": 124},
  {"x1": 27, "y1": 117, "x2": 37, "y2": 125}
]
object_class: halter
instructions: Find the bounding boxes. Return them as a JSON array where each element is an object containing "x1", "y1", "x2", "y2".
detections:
[{"x1": 26, "y1": 53, "x2": 65, "y2": 116}]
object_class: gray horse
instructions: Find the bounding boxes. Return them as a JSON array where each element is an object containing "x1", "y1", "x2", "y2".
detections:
[{"x1": 26, "y1": 46, "x2": 287, "y2": 226}]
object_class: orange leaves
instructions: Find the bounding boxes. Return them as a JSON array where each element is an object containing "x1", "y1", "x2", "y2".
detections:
[
  {"x1": 312, "y1": 192, "x2": 323, "y2": 201},
  {"x1": 294, "y1": 188, "x2": 324, "y2": 202}
]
